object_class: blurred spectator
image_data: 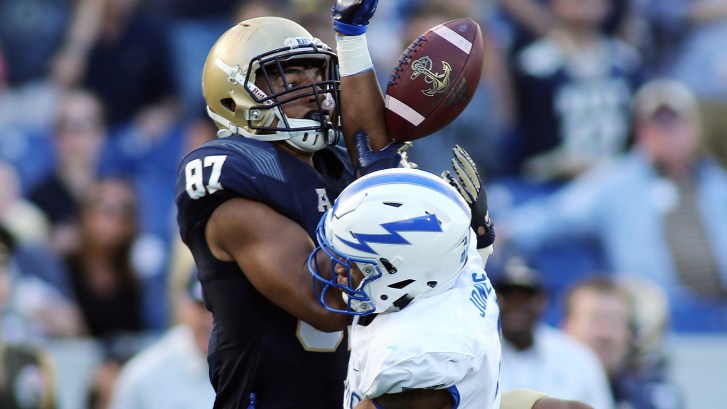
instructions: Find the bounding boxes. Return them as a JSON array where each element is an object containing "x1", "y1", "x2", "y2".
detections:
[
  {"x1": 64, "y1": 178, "x2": 145, "y2": 338},
  {"x1": 0, "y1": 0, "x2": 70, "y2": 86},
  {"x1": 84, "y1": 332, "x2": 156, "y2": 409},
  {"x1": 1, "y1": 257, "x2": 84, "y2": 341},
  {"x1": 497, "y1": 78, "x2": 727, "y2": 331},
  {"x1": 562, "y1": 276, "x2": 683, "y2": 409},
  {"x1": 509, "y1": 0, "x2": 643, "y2": 182},
  {"x1": 0, "y1": 226, "x2": 57, "y2": 409},
  {"x1": 646, "y1": 0, "x2": 727, "y2": 101},
  {"x1": 97, "y1": 109, "x2": 215, "y2": 330},
  {"x1": 0, "y1": 162, "x2": 50, "y2": 245},
  {"x1": 668, "y1": 1, "x2": 727, "y2": 173},
  {"x1": 0, "y1": 50, "x2": 60, "y2": 138},
  {"x1": 493, "y1": 0, "x2": 636, "y2": 55},
  {"x1": 52, "y1": 0, "x2": 178, "y2": 129},
  {"x1": 28, "y1": 89, "x2": 107, "y2": 256},
  {"x1": 146, "y1": 0, "x2": 239, "y2": 118},
  {"x1": 0, "y1": 164, "x2": 84, "y2": 340},
  {"x1": 108, "y1": 272, "x2": 214, "y2": 409},
  {"x1": 493, "y1": 257, "x2": 615, "y2": 409},
  {"x1": 637, "y1": 0, "x2": 727, "y2": 175},
  {"x1": 0, "y1": 46, "x2": 58, "y2": 192}
]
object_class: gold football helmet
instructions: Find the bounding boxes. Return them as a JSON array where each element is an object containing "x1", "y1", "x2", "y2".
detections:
[{"x1": 202, "y1": 17, "x2": 341, "y2": 152}]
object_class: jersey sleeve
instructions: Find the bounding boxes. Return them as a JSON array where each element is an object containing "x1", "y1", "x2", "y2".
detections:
[
  {"x1": 360, "y1": 351, "x2": 477, "y2": 398},
  {"x1": 175, "y1": 140, "x2": 281, "y2": 242}
]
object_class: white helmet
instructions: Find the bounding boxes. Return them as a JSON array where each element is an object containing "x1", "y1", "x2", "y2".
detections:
[
  {"x1": 309, "y1": 168, "x2": 472, "y2": 315},
  {"x1": 202, "y1": 17, "x2": 341, "y2": 152}
]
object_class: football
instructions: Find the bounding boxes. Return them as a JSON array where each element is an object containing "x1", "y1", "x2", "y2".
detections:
[{"x1": 384, "y1": 18, "x2": 485, "y2": 142}]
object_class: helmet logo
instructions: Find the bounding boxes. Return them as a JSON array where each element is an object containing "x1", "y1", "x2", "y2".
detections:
[
  {"x1": 284, "y1": 37, "x2": 324, "y2": 49},
  {"x1": 337, "y1": 214, "x2": 442, "y2": 254},
  {"x1": 410, "y1": 56, "x2": 451, "y2": 97},
  {"x1": 246, "y1": 83, "x2": 273, "y2": 105}
]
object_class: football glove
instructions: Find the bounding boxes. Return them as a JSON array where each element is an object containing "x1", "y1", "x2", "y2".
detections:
[
  {"x1": 441, "y1": 145, "x2": 495, "y2": 249},
  {"x1": 332, "y1": 0, "x2": 379, "y2": 35},
  {"x1": 355, "y1": 130, "x2": 414, "y2": 175}
]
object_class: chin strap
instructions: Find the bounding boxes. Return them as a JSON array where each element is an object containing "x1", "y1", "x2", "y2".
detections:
[
  {"x1": 207, "y1": 105, "x2": 332, "y2": 153},
  {"x1": 206, "y1": 106, "x2": 288, "y2": 140}
]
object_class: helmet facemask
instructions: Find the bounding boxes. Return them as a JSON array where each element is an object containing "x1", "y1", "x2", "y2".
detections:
[
  {"x1": 309, "y1": 213, "x2": 416, "y2": 316},
  {"x1": 210, "y1": 38, "x2": 342, "y2": 152},
  {"x1": 309, "y1": 233, "x2": 381, "y2": 316}
]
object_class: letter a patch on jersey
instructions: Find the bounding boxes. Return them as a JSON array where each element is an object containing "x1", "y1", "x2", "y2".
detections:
[{"x1": 316, "y1": 188, "x2": 332, "y2": 212}]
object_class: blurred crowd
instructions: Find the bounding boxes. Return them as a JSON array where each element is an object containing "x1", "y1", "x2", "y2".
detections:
[{"x1": 0, "y1": 0, "x2": 725, "y2": 408}]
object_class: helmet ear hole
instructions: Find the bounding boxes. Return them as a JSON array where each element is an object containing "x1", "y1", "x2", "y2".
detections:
[
  {"x1": 220, "y1": 98, "x2": 236, "y2": 113},
  {"x1": 388, "y1": 279, "x2": 415, "y2": 289},
  {"x1": 380, "y1": 258, "x2": 397, "y2": 274}
]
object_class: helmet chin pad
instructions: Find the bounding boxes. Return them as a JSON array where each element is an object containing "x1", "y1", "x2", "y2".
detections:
[{"x1": 280, "y1": 115, "x2": 338, "y2": 152}]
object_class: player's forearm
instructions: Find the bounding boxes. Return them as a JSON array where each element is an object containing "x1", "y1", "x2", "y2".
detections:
[
  {"x1": 333, "y1": 0, "x2": 392, "y2": 157},
  {"x1": 268, "y1": 260, "x2": 350, "y2": 332},
  {"x1": 340, "y1": 70, "x2": 389, "y2": 152}
]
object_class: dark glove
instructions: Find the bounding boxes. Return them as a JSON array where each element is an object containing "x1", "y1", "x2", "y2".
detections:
[
  {"x1": 441, "y1": 145, "x2": 495, "y2": 249},
  {"x1": 332, "y1": 0, "x2": 379, "y2": 35},
  {"x1": 355, "y1": 130, "x2": 404, "y2": 175}
]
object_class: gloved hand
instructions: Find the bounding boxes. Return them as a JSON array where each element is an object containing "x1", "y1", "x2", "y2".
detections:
[
  {"x1": 332, "y1": 0, "x2": 379, "y2": 35},
  {"x1": 355, "y1": 130, "x2": 405, "y2": 175},
  {"x1": 441, "y1": 145, "x2": 495, "y2": 249}
]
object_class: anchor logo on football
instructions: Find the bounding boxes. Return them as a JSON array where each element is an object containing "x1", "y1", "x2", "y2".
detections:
[{"x1": 410, "y1": 56, "x2": 451, "y2": 96}]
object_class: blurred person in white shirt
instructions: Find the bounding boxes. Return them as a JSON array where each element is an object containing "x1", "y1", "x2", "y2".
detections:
[
  {"x1": 493, "y1": 256, "x2": 615, "y2": 409},
  {"x1": 108, "y1": 271, "x2": 213, "y2": 409}
]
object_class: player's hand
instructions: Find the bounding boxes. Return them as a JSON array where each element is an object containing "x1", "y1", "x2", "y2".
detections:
[
  {"x1": 441, "y1": 145, "x2": 495, "y2": 249},
  {"x1": 332, "y1": 0, "x2": 379, "y2": 35},
  {"x1": 355, "y1": 130, "x2": 404, "y2": 176}
]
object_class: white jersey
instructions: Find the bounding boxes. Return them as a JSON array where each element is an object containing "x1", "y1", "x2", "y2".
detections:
[{"x1": 344, "y1": 241, "x2": 502, "y2": 409}]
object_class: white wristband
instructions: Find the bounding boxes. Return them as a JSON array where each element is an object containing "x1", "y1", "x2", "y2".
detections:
[{"x1": 336, "y1": 34, "x2": 374, "y2": 77}]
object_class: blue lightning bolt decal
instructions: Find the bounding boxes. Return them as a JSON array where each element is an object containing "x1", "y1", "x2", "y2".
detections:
[{"x1": 337, "y1": 214, "x2": 442, "y2": 254}]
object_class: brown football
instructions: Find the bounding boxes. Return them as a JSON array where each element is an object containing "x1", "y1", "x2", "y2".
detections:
[{"x1": 384, "y1": 18, "x2": 484, "y2": 142}]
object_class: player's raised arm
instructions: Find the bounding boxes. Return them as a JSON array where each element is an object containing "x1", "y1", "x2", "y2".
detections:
[
  {"x1": 206, "y1": 196, "x2": 349, "y2": 332},
  {"x1": 332, "y1": 0, "x2": 391, "y2": 155}
]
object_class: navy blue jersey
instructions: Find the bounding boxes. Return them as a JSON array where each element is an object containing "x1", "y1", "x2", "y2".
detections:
[
  {"x1": 512, "y1": 37, "x2": 644, "y2": 172},
  {"x1": 176, "y1": 136, "x2": 355, "y2": 408}
]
